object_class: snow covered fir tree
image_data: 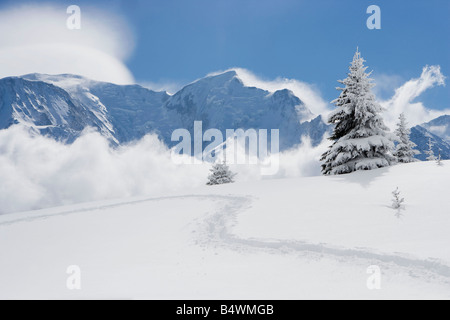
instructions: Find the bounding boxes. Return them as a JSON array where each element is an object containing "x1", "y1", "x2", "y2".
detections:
[
  {"x1": 436, "y1": 149, "x2": 442, "y2": 165},
  {"x1": 206, "y1": 161, "x2": 236, "y2": 185},
  {"x1": 321, "y1": 49, "x2": 394, "y2": 175},
  {"x1": 393, "y1": 113, "x2": 419, "y2": 163}
]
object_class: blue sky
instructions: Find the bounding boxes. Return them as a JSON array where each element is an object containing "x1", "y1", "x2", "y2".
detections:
[{"x1": 0, "y1": 0, "x2": 449, "y2": 109}]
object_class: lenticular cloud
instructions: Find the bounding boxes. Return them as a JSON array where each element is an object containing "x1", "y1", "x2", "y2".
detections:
[{"x1": 0, "y1": 4, "x2": 135, "y2": 84}]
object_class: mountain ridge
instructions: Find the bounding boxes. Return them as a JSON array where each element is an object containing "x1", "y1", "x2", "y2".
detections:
[
  {"x1": 0, "y1": 72, "x2": 449, "y2": 160},
  {"x1": 2, "y1": 72, "x2": 320, "y2": 151}
]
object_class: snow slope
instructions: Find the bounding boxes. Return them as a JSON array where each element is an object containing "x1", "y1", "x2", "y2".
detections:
[{"x1": 0, "y1": 161, "x2": 449, "y2": 299}]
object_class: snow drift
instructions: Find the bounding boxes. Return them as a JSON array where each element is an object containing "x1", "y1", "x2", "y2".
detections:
[{"x1": 1, "y1": 160, "x2": 449, "y2": 299}]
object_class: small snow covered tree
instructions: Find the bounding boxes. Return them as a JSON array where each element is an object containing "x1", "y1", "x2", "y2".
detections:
[
  {"x1": 206, "y1": 161, "x2": 236, "y2": 185},
  {"x1": 321, "y1": 49, "x2": 394, "y2": 175},
  {"x1": 391, "y1": 187, "x2": 404, "y2": 209},
  {"x1": 425, "y1": 138, "x2": 436, "y2": 161},
  {"x1": 393, "y1": 113, "x2": 419, "y2": 163},
  {"x1": 437, "y1": 149, "x2": 442, "y2": 165},
  {"x1": 391, "y1": 187, "x2": 405, "y2": 218}
]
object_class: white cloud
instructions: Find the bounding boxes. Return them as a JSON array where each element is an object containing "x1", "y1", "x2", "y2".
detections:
[
  {"x1": 208, "y1": 68, "x2": 330, "y2": 117},
  {"x1": 0, "y1": 4, "x2": 135, "y2": 84},
  {"x1": 380, "y1": 65, "x2": 449, "y2": 129},
  {"x1": 0, "y1": 127, "x2": 210, "y2": 214},
  {"x1": 428, "y1": 125, "x2": 446, "y2": 136},
  {"x1": 427, "y1": 125, "x2": 450, "y2": 141},
  {"x1": 272, "y1": 136, "x2": 328, "y2": 178},
  {"x1": 0, "y1": 126, "x2": 329, "y2": 214}
]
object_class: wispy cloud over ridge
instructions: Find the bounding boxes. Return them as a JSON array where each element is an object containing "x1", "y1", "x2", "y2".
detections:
[{"x1": 380, "y1": 65, "x2": 448, "y2": 129}]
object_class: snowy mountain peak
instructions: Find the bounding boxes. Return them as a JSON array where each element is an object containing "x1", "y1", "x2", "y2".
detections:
[
  {"x1": 181, "y1": 70, "x2": 246, "y2": 96},
  {"x1": 205, "y1": 69, "x2": 239, "y2": 81},
  {"x1": 162, "y1": 70, "x2": 316, "y2": 149}
]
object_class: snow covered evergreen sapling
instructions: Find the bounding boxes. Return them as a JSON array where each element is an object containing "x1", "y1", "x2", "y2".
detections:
[
  {"x1": 391, "y1": 187, "x2": 405, "y2": 218},
  {"x1": 436, "y1": 149, "x2": 442, "y2": 165},
  {"x1": 321, "y1": 49, "x2": 394, "y2": 175},
  {"x1": 206, "y1": 161, "x2": 236, "y2": 185},
  {"x1": 393, "y1": 113, "x2": 419, "y2": 163},
  {"x1": 425, "y1": 138, "x2": 436, "y2": 161},
  {"x1": 391, "y1": 187, "x2": 404, "y2": 209}
]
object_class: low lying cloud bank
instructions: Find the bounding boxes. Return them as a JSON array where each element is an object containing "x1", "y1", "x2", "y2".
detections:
[
  {"x1": 0, "y1": 127, "x2": 328, "y2": 214},
  {"x1": 0, "y1": 127, "x2": 209, "y2": 214}
]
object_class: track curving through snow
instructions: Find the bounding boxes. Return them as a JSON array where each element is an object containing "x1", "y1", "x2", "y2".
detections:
[
  {"x1": 196, "y1": 195, "x2": 450, "y2": 282},
  {"x1": 2, "y1": 193, "x2": 450, "y2": 285}
]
